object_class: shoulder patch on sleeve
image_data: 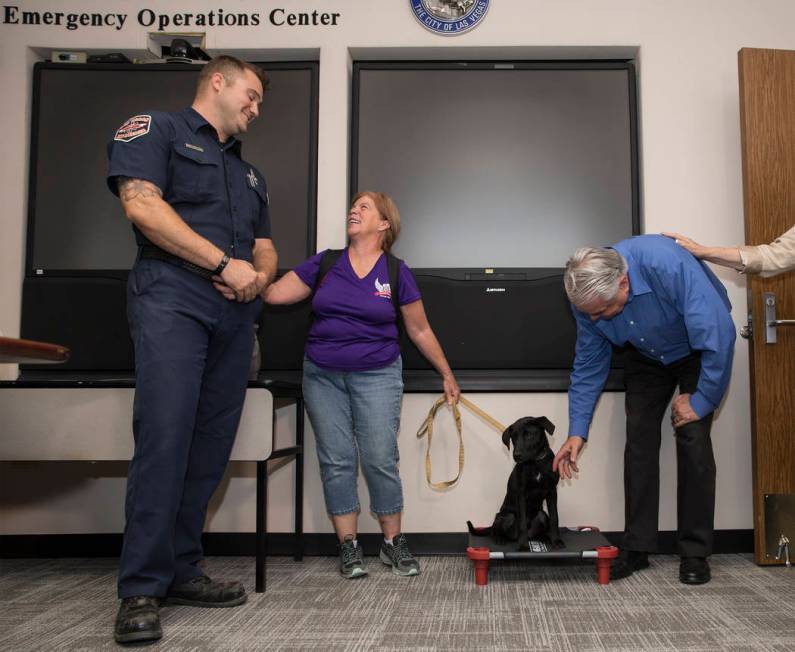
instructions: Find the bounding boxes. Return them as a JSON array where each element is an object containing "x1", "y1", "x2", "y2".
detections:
[{"x1": 114, "y1": 115, "x2": 152, "y2": 142}]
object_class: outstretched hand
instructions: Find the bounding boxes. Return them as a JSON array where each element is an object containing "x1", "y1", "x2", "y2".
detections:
[
  {"x1": 552, "y1": 436, "x2": 584, "y2": 480},
  {"x1": 662, "y1": 232, "x2": 708, "y2": 259}
]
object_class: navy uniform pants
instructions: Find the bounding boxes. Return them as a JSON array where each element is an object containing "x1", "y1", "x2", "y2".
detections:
[
  {"x1": 622, "y1": 349, "x2": 717, "y2": 558},
  {"x1": 118, "y1": 259, "x2": 258, "y2": 599}
]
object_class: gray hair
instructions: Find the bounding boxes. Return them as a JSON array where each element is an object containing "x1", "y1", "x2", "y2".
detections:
[{"x1": 563, "y1": 247, "x2": 628, "y2": 306}]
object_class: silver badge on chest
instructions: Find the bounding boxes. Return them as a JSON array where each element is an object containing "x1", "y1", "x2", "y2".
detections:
[{"x1": 247, "y1": 168, "x2": 258, "y2": 188}]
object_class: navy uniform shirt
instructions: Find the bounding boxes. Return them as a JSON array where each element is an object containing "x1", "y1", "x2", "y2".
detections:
[
  {"x1": 106, "y1": 108, "x2": 271, "y2": 264},
  {"x1": 568, "y1": 234, "x2": 736, "y2": 438}
]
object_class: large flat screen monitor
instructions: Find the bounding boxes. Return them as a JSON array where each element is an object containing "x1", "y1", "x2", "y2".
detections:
[{"x1": 353, "y1": 61, "x2": 638, "y2": 271}]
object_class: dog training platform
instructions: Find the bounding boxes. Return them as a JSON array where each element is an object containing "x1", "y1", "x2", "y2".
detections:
[{"x1": 466, "y1": 527, "x2": 618, "y2": 585}]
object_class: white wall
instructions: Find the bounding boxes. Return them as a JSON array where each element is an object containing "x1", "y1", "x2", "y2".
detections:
[{"x1": 2, "y1": 0, "x2": 794, "y2": 537}]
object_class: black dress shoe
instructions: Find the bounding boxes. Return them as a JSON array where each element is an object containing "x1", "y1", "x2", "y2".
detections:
[
  {"x1": 165, "y1": 575, "x2": 247, "y2": 607},
  {"x1": 680, "y1": 556, "x2": 711, "y2": 584},
  {"x1": 114, "y1": 596, "x2": 162, "y2": 645},
  {"x1": 610, "y1": 550, "x2": 650, "y2": 580}
]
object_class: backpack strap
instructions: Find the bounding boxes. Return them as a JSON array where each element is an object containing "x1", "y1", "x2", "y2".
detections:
[
  {"x1": 316, "y1": 248, "x2": 344, "y2": 289},
  {"x1": 386, "y1": 252, "x2": 404, "y2": 336},
  {"x1": 307, "y1": 249, "x2": 344, "y2": 331}
]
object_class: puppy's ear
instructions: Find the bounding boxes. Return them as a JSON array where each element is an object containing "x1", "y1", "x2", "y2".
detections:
[
  {"x1": 501, "y1": 427, "x2": 513, "y2": 449},
  {"x1": 532, "y1": 416, "x2": 555, "y2": 436}
]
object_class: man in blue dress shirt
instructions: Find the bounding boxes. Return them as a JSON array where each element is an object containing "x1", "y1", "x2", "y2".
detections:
[
  {"x1": 552, "y1": 235, "x2": 735, "y2": 585},
  {"x1": 107, "y1": 56, "x2": 277, "y2": 644}
]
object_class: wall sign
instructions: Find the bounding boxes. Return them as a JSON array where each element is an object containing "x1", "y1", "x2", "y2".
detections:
[
  {"x1": 410, "y1": 0, "x2": 490, "y2": 36},
  {"x1": 1, "y1": 5, "x2": 342, "y2": 32}
]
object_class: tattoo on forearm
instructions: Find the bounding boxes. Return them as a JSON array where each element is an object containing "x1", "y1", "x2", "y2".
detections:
[{"x1": 118, "y1": 177, "x2": 163, "y2": 201}]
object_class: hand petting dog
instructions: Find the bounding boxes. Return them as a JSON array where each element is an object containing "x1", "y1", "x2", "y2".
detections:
[{"x1": 552, "y1": 436, "x2": 584, "y2": 480}]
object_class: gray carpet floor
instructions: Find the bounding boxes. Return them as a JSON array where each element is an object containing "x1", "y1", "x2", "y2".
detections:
[{"x1": 1, "y1": 554, "x2": 793, "y2": 651}]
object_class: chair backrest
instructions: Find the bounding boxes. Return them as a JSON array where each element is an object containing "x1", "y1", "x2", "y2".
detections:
[{"x1": 0, "y1": 387, "x2": 273, "y2": 461}]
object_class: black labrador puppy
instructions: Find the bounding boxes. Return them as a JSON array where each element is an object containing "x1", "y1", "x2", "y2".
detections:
[{"x1": 468, "y1": 416, "x2": 562, "y2": 550}]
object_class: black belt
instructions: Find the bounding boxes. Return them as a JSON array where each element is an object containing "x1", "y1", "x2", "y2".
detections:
[{"x1": 138, "y1": 245, "x2": 215, "y2": 280}]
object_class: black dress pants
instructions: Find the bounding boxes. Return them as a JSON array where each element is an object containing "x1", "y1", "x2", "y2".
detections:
[{"x1": 622, "y1": 349, "x2": 716, "y2": 558}]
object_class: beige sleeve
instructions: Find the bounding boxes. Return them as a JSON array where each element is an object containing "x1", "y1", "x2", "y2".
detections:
[{"x1": 738, "y1": 225, "x2": 795, "y2": 277}]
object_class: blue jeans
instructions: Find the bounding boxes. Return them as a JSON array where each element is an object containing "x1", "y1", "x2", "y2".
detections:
[{"x1": 302, "y1": 356, "x2": 404, "y2": 515}]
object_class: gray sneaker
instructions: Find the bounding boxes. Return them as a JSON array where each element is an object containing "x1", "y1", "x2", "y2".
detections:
[
  {"x1": 380, "y1": 533, "x2": 420, "y2": 576},
  {"x1": 338, "y1": 535, "x2": 367, "y2": 579}
]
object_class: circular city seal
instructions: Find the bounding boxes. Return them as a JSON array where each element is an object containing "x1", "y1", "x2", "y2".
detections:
[{"x1": 410, "y1": 0, "x2": 490, "y2": 36}]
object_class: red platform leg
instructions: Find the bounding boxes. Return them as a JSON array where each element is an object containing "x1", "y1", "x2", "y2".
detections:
[
  {"x1": 595, "y1": 545, "x2": 619, "y2": 584},
  {"x1": 466, "y1": 546, "x2": 491, "y2": 586}
]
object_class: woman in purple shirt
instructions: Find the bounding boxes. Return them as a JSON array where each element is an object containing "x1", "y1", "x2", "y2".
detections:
[{"x1": 265, "y1": 191, "x2": 459, "y2": 579}]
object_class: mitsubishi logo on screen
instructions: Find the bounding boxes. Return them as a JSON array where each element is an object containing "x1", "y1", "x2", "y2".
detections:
[{"x1": 410, "y1": 0, "x2": 490, "y2": 36}]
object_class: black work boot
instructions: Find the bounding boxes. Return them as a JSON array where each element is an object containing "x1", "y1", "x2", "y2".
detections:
[
  {"x1": 165, "y1": 575, "x2": 247, "y2": 607},
  {"x1": 610, "y1": 550, "x2": 650, "y2": 580},
  {"x1": 114, "y1": 596, "x2": 161, "y2": 645}
]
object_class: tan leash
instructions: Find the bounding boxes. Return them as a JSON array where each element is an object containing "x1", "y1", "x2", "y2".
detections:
[{"x1": 416, "y1": 395, "x2": 506, "y2": 489}]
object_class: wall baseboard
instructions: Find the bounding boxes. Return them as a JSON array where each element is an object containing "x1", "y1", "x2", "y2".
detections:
[{"x1": 0, "y1": 529, "x2": 754, "y2": 558}]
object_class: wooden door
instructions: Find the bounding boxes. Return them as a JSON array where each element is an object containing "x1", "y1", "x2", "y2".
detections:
[{"x1": 738, "y1": 48, "x2": 795, "y2": 565}]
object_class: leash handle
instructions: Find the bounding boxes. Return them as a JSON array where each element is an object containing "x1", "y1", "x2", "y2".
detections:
[
  {"x1": 416, "y1": 394, "x2": 505, "y2": 490},
  {"x1": 416, "y1": 396, "x2": 462, "y2": 489}
]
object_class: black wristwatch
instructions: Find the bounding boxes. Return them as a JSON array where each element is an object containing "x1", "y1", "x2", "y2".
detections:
[{"x1": 213, "y1": 254, "x2": 231, "y2": 276}]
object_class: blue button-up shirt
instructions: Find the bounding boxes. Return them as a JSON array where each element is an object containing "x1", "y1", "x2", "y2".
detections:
[
  {"x1": 107, "y1": 107, "x2": 271, "y2": 264},
  {"x1": 568, "y1": 235, "x2": 735, "y2": 438}
]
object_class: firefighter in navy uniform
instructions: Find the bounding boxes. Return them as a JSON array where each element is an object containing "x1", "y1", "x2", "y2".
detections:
[{"x1": 106, "y1": 56, "x2": 277, "y2": 645}]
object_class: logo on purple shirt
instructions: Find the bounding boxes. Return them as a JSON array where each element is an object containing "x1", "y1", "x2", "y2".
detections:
[{"x1": 374, "y1": 277, "x2": 392, "y2": 299}]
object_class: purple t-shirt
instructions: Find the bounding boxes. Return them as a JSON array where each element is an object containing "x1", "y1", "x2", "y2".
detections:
[{"x1": 293, "y1": 249, "x2": 422, "y2": 371}]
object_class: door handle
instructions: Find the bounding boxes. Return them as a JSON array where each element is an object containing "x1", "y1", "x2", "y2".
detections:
[
  {"x1": 740, "y1": 312, "x2": 753, "y2": 339},
  {"x1": 764, "y1": 293, "x2": 795, "y2": 344}
]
